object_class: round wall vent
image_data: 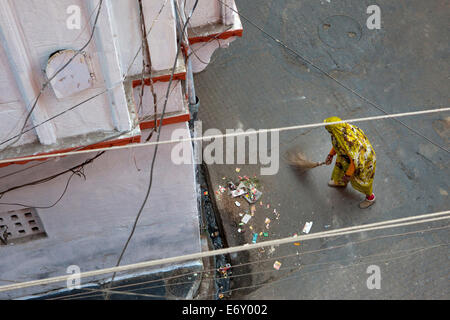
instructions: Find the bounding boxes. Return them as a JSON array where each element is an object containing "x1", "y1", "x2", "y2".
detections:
[{"x1": 46, "y1": 49, "x2": 94, "y2": 99}]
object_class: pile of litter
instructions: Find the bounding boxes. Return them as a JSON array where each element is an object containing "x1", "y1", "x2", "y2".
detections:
[
  {"x1": 227, "y1": 175, "x2": 263, "y2": 205},
  {"x1": 214, "y1": 169, "x2": 316, "y2": 274}
]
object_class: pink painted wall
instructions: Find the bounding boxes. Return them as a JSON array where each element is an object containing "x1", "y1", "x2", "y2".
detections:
[{"x1": 0, "y1": 123, "x2": 201, "y2": 299}]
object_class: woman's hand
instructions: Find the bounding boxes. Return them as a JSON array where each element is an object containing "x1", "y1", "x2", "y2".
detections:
[
  {"x1": 325, "y1": 154, "x2": 334, "y2": 165},
  {"x1": 341, "y1": 174, "x2": 351, "y2": 184}
]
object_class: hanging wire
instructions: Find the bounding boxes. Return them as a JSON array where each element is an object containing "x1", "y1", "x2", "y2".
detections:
[
  {"x1": 47, "y1": 223, "x2": 449, "y2": 300},
  {"x1": 214, "y1": 0, "x2": 449, "y2": 154},
  {"x1": 0, "y1": 0, "x2": 105, "y2": 152},
  {"x1": 104, "y1": 0, "x2": 201, "y2": 300}
]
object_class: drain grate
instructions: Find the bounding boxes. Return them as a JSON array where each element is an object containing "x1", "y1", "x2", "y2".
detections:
[{"x1": 0, "y1": 208, "x2": 47, "y2": 245}]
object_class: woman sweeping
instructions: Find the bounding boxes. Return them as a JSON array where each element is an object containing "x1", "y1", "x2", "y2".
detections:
[{"x1": 324, "y1": 117, "x2": 377, "y2": 209}]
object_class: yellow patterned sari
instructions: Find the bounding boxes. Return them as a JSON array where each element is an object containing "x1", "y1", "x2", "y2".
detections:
[{"x1": 324, "y1": 117, "x2": 376, "y2": 195}]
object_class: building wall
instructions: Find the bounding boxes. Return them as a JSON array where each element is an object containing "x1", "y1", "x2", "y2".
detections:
[
  {"x1": 0, "y1": 41, "x2": 37, "y2": 146},
  {"x1": 0, "y1": 0, "x2": 131, "y2": 149},
  {"x1": 0, "y1": 122, "x2": 201, "y2": 299},
  {"x1": 0, "y1": 0, "x2": 241, "y2": 299},
  {"x1": 183, "y1": 0, "x2": 221, "y2": 28},
  {"x1": 109, "y1": 0, "x2": 178, "y2": 75},
  {"x1": 133, "y1": 80, "x2": 186, "y2": 118},
  {"x1": 0, "y1": 0, "x2": 181, "y2": 153}
]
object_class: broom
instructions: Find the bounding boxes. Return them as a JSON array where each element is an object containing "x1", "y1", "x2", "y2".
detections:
[{"x1": 286, "y1": 147, "x2": 326, "y2": 170}]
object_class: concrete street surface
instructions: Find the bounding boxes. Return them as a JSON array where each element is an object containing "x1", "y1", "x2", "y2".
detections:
[{"x1": 195, "y1": 0, "x2": 449, "y2": 299}]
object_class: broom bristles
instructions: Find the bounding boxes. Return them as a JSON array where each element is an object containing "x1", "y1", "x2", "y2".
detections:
[{"x1": 286, "y1": 148, "x2": 321, "y2": 169}]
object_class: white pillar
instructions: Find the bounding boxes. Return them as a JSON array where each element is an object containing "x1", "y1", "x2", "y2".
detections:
[
  {"x1": 0, "y1": 0, "x2": 57, "y2": 146},
  {"x1": 142, "y1": 0, "x2": 178, "y2": 72},
  {"x1": 86, "y1": 0, "x2": 133, "y2": 132},
  {"x1": 221, "y1": 0, "x2": 235, "y2": 26}
]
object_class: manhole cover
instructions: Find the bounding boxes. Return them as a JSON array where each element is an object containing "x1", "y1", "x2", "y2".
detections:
[{"x1": 318, "y1": 15, "x2": 362, "y2": 49}]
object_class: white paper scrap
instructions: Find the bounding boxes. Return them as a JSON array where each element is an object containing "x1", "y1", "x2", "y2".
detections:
[
  {"x1": 241, "y1": 214, "x2": 252, "y2": 224},
  {"x1": 302, "y1": 221, "x2": 313, "y2": 234}
]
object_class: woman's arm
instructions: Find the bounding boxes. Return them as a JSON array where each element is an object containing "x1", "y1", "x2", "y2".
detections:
[
  {"x1": 341, "y1": 157, "x2": 355, "y2": 183},
  {"x1": 346, "y1": 157, "x2": 355, "y2": 176},
  {"x1": 326, "y1": 147, "x2": 336, "y2": 165}
]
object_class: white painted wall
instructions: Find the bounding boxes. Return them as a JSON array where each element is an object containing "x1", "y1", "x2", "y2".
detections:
[
  {"x1": 2, "y1": 0, "x2": 118, "y2": 137},
  {"x1": 109, "y1": 0, "x2": 179, "y2": 75},
  {"x1": 0, "y1": 123, "x2": 201, "y2": 299},
  {"x1": 0, "y1": 0, "x2": 139, "y2": 152},
  {"x1": 183, "y1": 0, "x2": 221, "y2": 28},
  {"x1": 0, "y1": 0, "x2": 241, "y2": 300},
  {"x1": 0, "y1": 41, "x2": 37, "y2": 146},
  {"x1": 109, "y1": 0, "x2": 143, "y2": 77},
  {"x1": 0, "y1": 0, "x2": 237, "y2": 154},
  {"x1": 133, "y1": 80, "x2": 185, "y2": 118},
  {"x1": 142, "y1": 0, "x2": 178, "y2": 72}
]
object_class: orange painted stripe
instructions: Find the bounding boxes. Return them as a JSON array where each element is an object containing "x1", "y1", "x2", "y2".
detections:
[
  {"x1": 139, "y1": 113, "x2": 191, "y2": 130},
  {"x1": 189, "y1": 29, "x2": 243, "y2": 45},
  {"x1": 132, "y1": 72, "x2": 186, "y2": 88},
  {"x1": 0, "y1": 135, "x2": 142, "y2": 169},
  {"x1": 181, "y1": 42, "x2": 189, "y2": 58}
]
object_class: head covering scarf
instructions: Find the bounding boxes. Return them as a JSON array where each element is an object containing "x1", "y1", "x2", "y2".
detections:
[{"x1": 324, "y1": 117, "x2": 376, "y2": 195}]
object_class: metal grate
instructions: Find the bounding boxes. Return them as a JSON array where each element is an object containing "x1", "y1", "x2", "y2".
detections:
[{"x1": 0, "y1": 208, "x2": 47, "y2": 245}]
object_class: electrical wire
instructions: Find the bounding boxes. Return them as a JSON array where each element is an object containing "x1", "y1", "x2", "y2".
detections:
[
  {"x1": 137, "y1": 0, "x2": 158, "y2": 141},
  {"x1": 202, "y1": 243, "x2": 447, "y2": 299},
  {"x1": 0, "y1": 89, "x2": 109, "y2": 151},
  {"x1": 54, "y1": 242, "x2": 448, "y2": 300},
  {"x1": 0, "y1": 152, "x2": 104, "y2": 208},
  {"x1": 0, "y1": 114, "x2": 141, "y2": 198},
  {"x1": 215, "y1": 0, "x2": 449, "y2": 154},
  {"x1": 69, "y1": 0, "x2": 102, "y2": 44},
  {"x1": 0, "y1": 78, "x2": 183, "y2": 181},
  {"x1": 49, "y1": 225, "x2": 449, "y2": 300},
  {"x1": 0, "y1": 170, "x2": 79, "y2": 210},
  {"x1": 2, "y1": 2, "x2": 448, "y2": 159},
  {"x1": 1, "y1": 0, "x2": 447, "y2": 158},
  {"x1": 1, "y1": 107, "x2": 448, "y2": 166},
  {"x1": 1, "y1": 107, "x2": 447, "y2": 206},
  {"x1": 0, "y1": 1, "x2": 181, "y2": 181},
  {"x1": 0, "y1": 81, "x2": 182, "y2": 198},
  {"x1": 47, "y1": 223, "x2": 449, "y2": 300},
  {"x1": 74, "y1": 225, "x2": 450, "y2": 299},
  {"x1": 0, "y1": 210, "x2": 448, "y2": 294},
  {"x1": 136, "y1": 0, "x2": 150, "y2": 117},
  {"x1": 153, "y1": 243, "x2": 449, "y2": 300},
  {"x1": 104, "y1": 0, "x2": 201, "y2": 300},
  {"x1": 0, "y1": 160, "x2": 52, "y2": 180},
  {"x1": 124, "y1": 0, "x2": 170, "y2": 79},
  {"x1": 174, "y1": 0, "x2": 234, "y2": 66},
  {"x1": 0, "y1": 0, "x2": 448, "y2": 299},
  {"x1": 0, "y1": 0, "x2": 171, "y2": 151},
  {"x1": 0, "y1": 0, "x2": 105, "y2": 151},
  {"x1": 0, "y1": 0, "x2": 103, "y2": 146}
]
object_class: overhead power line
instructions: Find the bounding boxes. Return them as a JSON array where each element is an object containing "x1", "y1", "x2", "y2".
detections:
[
  {"x1": 104, "y1": 0, "x2": 201, "y2": 300},
  {"x1": 215, "y1": 0, "x2": 449, "y2": 153},
  {"x1": 206, "y1": 243, "x2": 447, "y2": 300},
  {"x1": 0, "y1": 0, "x2": 105, "y2": 151},
  {"x1": 1, "y1": 0, "x2": 446, "y2": 157},
  {"x1": 47, "y1": 224, "x2": 449, "y2": 300},
  {"x1": 0, "y1": 152, "x2": 105, "y2": 208},
  {"x1": 0, "y1": 210, "x2": 448, "y2": 293},
  {"x1": 0, "y1": 0, "x2": 171, "y2": 150},
  {"x1": 56, "y1": 242, "x2": 447, "y2": 300},
  {"x1": 0, "y1": 107, "x2": 448, "y2": 166}
]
